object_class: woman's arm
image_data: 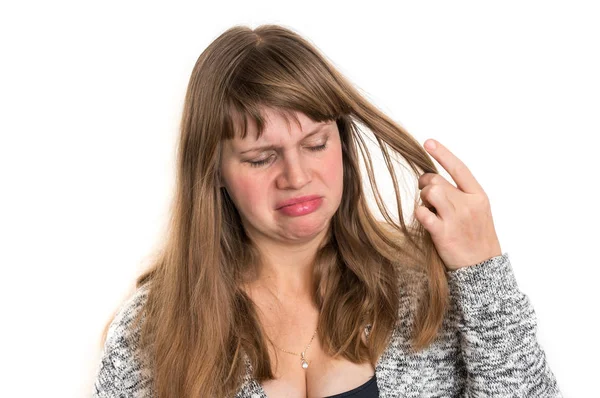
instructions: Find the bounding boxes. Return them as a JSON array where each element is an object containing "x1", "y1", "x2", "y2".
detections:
[{"x1": 446, "y1": 252, "x2": 563, "y2": 397}]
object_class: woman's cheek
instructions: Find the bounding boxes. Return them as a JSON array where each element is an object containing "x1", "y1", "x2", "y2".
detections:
[
  {"x1": 323, "y1": 145, "x2": 344, "y2": 182},
  {"x1": 233, "y1": 176, "x2": 265, "y2": 210}
]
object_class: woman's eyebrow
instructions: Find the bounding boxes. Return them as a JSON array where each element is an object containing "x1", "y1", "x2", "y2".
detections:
[{"x1": 239, "y1": 123, "x2": 328, "y2": 154}]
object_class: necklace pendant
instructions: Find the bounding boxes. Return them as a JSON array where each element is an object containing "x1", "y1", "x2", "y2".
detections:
[{"x1": 301, "y1": 352, "x2": 309, "y2": 369}]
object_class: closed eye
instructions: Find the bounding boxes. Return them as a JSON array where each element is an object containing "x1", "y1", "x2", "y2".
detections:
[
  {"x1": 247, "y1": 142, "x2": 328, "y2": 168},
  {"x1": 248, "y1": 156, "x2": 274, "y2": 167},
  {"x1": 307, "y1": 143, "x2": 327, "y2": 152}
]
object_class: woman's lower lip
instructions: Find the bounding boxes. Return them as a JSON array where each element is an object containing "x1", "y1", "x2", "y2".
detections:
[{"x1": 277, "y1": 198, "x2": 323, "y2": 217}]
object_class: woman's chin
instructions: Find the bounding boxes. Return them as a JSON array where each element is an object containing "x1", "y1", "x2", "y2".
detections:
[{"x1": 278, "y1": 216, "x2": 331, "y2": 242}]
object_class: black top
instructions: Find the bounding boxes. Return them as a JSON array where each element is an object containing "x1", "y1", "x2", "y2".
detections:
[{"x1": 323, "y1": 375, "x2": 379, "y2": 398}]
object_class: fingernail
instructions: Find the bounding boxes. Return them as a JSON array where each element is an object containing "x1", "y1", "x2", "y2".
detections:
[{"x1": 425, "y1": 139, "x2": 436, "y2": 150}]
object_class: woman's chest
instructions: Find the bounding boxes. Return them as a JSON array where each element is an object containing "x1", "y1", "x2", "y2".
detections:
[
  {"x1": 244, "y1": 285, "x2": 376, "y2": 397},
  {"x1": 260, "y1": 331, "x2": 376, "y2": 398}
]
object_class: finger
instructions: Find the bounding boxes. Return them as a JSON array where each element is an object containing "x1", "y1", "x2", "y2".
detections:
[
  {"x1": 418, "y1": 173, "x2": 458, "y2": 218},
  {"x1": 415, "y1": 205, "x2": 442, "y2": 235},
  {"x1": 423, "y1": 139, "x2": 483, "y2": 194},
  {"x1": 420, "y1": 195, "x2": 435, "y2": 213},
  {"x1": 418, "y1": 172, "x2": 457, "y2": 191},
  {"x1": 419, "y1": 183, "x2": 455, "y2": 219}
]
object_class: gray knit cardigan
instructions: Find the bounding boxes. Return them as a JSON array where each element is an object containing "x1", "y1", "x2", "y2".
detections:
[{"x1": 92, "y1": 252, "x2": 563, "y2": 397}]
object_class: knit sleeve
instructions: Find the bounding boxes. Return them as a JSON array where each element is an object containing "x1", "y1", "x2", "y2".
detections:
[{"x1": 446, "y1": 252, "x2": 563, "y2": 397}]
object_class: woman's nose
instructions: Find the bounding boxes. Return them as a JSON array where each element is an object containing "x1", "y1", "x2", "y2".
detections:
[{"x1": 276, "y1": 153, "x2": 311, "y2": 190}]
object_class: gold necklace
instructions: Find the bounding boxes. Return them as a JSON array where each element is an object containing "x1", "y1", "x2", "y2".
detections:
[{"x1": 269, "y1": 329, "x2": 318, "y2": 369}]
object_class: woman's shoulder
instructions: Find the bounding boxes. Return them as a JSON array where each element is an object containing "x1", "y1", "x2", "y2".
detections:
[
  {"x1": 395, "y1": 264, "x2": 428, "y2": 319},
  {"x1": 377, "y1": 222, "x2": 429, "y2": 299},
  {"x1": 389, "y1": 250, "x2": 432, "y2": 335},
  {"x1": 103, "y1": 282, "x2": 151, "y2": 351},
  {"x1": 394, "y1": 249, "x2": 428, "y2": 296},
  {"x1": 93, "y1": 283, "x2": 153, "y2": 397}
]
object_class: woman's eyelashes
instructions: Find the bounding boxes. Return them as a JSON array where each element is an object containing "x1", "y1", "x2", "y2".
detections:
[
  {"x1": 248, "y1": 156, "x2": 274, "y2": 168},
  {"x1": 247, "y1": 142, "x2": 328, "y2": 168}
]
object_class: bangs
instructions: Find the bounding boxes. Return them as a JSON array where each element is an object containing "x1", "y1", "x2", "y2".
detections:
[
  {"x1": 219, "y1": 35, "x2": 350, "y2": 142},
  {"x1": 223, "y1": 102, "x2": 329, "y2": 142}
]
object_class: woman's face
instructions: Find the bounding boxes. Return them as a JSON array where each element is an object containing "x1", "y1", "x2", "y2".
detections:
[{"x1": 219, "y1": 108, "x2": 344, "y2": 246}]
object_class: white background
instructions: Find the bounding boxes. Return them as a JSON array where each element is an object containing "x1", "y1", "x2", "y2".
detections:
[{"x1": 1, "y1": 1, "x2": 597, "y2": 397}]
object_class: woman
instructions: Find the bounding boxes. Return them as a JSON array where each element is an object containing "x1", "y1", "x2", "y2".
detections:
[{"x1": 92, "y1": 24, "x2": 563, "y2": 397}]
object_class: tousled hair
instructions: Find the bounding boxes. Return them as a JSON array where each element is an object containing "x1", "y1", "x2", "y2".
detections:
[{"x1": 100, "y1": 24, "x2": 448, "y2": 397}]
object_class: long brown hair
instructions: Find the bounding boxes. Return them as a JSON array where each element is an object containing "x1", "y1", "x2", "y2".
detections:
[{"x1": 100, "y1": 24, "x2": 448, "y2": 397}]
